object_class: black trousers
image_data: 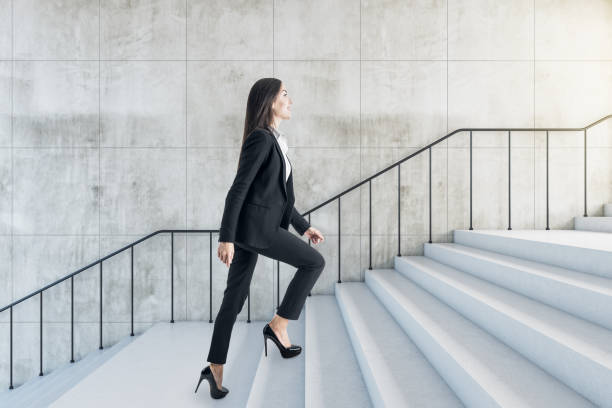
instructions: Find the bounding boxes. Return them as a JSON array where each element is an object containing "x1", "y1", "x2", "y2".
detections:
[{"x1": 206, "y1": 227, "x2": 325, "y2": 364}]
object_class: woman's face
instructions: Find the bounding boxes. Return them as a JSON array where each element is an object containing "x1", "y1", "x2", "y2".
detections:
[{"x1": 272, "y1": 85, "x2": 292, "y2": 121}]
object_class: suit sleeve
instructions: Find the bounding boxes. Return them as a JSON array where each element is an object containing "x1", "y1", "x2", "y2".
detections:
[
  {"x1": 290, "y1": 205, "x2": 311, "y2": 236},
  {"x1": 218, "y1": 131, "x2": 272, "y2": 243}
]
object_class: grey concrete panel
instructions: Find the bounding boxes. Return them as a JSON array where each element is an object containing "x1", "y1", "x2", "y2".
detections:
[
  {"x1": 0, "y1": 0, "x2": 10, "y2": 59},
  {"x1": 0, "y1": 149, "x2": 10, "y2": 235},
  {"x1": 101, "y1": 61, "x2": 186, "y2": 147},
  {"x1": 13, "y1": 148, "x2": 99, "y2": 234},
  {"x1": 0, "y1": 62, "x2": 9, "y2": 147},
  {"x1": 13, "y1": 61, "x2": 99, "y2": 147}
]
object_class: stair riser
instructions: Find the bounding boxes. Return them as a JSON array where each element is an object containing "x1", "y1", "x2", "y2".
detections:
[
  {"x1": 454, "y1": 230, "x2": 612, "y2": 279},
  {"x1": 575, "y1": 216, "x2": 612, "y2": 233},
  {"x1": 424, "y1": 244, "x2": 612, "y2": 331},
  {"x1": 363, "y1": 273, "x2": 500, "y2": 408},
  {"x1": 335, "y1": 288, "x2": 386, "y2": 408},
  {"x1": 396, "y1": 260, "x2": 612, "y2": 407}
]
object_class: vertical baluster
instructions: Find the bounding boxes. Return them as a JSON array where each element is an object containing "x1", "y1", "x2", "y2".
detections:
[
  {"x1": 429, "y1": 147, "x2": 432, "y2": 244},
  {"x1": 338, "y1": 197, "x2": 341, "y2": 283},
  {"x1": 170, "y1": 232, "x2": 174, "y2": 323},
  {"x1": 398, "y1": 164, "x2": 401, "y2": 256},
  {"x1": 369, "y1": 180, "x2": 372, "y2": 270},
  {"x1": 99, "y1": 262, "x2": 103, "y2": 349},
  {"x1": 308, "y1": 213, "x2": 312, "y2": 296},
  {"x1": 470, "y1": 131, "x2": 473, "y2": 230},
  {"x1": 71, "y1": 276, "x2": 74, "y2": 363},
  {"x1": 9, "y1": 306, "x2": 13, "y2": 389},
  {"x1": 546, "y1": 131, "x2": 550, "y2": 230},
  {"x1": 209, "y1": 232, "x2": 213, "y2": 323},
  {"x1": 584, "y1": 128, "x2": 588, "y2": 217},
  {"x1": 247, "y1": 285, "x2": 251, "y2": 323},
  {"x1": 277, "y1": 260, "x2": 280, "y2": 309},
  {"x1": 39, "y1": 291, "x2": 43, "y2": 376},
  {"x1": 508, "y1": 131, "x2": 512, "y2": 230},
  {"x1": 131, "y1": 246, "x2": 134, "y2": 335}
]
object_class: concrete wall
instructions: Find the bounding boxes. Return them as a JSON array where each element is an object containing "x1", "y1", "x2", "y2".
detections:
[{"x1": 0, "y1": 0, "x2": 611, "y2": 387}]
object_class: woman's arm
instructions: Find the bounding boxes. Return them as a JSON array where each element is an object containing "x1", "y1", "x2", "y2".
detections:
[
  {"x1": 290, "y1": 206, "x2": 311, "y2": 236},
  {"x1": 218, "y1": 130, "x2": 272, "y2": 243}
]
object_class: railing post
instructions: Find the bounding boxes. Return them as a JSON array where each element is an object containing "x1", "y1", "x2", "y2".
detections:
[
  {"x1": 71, "y1": 276, "x2": 74, "y2": 363},
  {"x1": 247, "y1": 286, "x2": 251, "y2": 323},
  {"x1": 508, "y1": 131, "x2": 512, "y2": 230},
  {"x1": 276, "y1": 260, "x2": 280, "y2": 309},
  {"x1": 546, "y1": 130, "x2": 550, "y2": 230},
  {"x1": 39, "y1": 291, "x2": 43, "y2": 376},
  {"x1": 398, "y1": 164, "x2": 401, "y2": 256},
  {"x1": 369, "y1": 180, "x2": 372, "y2": 270},
  {"x1": 308, "y1": 213, "x2": 312, "y2": 296},
  {"x1": 338, "y1": 197, "x2": 341, "y2": 283},
  {"x1": 429, "y1": 147, "x2": 432, "y2": 244},
  {"x1": 170, "y1": 232, "x2": 174, "y2": 324},
  {"x1": 209, "y1": 232, "x2": 213, "y2": 323},
  {"x1": 584, "y1": 128, "x2": 588, "y2": 217},
  {"x1": 130, "y1": 246, "x2": 134, "y2": 336},
  {"x1": 9, "y1": 306, "x2": 13, "y2": 389},
  {"x1": 99, "y1": 262, "x2": 103, "y2": 350},
  {"x1": 469, "y1": 131, "x2": 473, "y2": 230}
]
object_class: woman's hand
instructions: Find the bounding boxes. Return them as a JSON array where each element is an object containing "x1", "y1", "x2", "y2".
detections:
[
  {"x1": 218, "y1": 242, "x2": 234, "y2": 267},
  {"x1": 304, "y1": 227, "x2": 324, "y2": 244}
]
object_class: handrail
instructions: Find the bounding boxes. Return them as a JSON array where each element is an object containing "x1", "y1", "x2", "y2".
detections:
[{"x1": 300, "y1": 114, "x2": 612, "y2": 216}]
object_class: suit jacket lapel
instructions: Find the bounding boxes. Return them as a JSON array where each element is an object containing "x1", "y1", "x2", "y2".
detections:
[{"x1": 267, "y1": 128, "x2": 288, "y2": 199}]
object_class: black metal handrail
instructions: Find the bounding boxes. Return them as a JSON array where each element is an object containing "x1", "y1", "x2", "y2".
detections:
[{"x1": 2, "y1": 114, "x2": 610, "y2": 390}]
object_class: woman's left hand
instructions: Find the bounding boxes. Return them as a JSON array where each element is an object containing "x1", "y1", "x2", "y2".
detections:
[{"x1": 304, "y1": 227, "x2": 324, "y2": 244}]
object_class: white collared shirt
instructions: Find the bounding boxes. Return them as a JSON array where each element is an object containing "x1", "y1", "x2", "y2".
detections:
[{"x1": 268, "y1": 126, "x2": 292, "y2": 182}]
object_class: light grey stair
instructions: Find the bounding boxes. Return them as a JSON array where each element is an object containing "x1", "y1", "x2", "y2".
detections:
[
  {"x1": 454, "y1": 229, "x2": 612, "y2": 278},
  {"x1": 366, "y1": 267, "x2": 596, "y2": 407},
  {"x1": 0, "y1": 334, "x2": 138, "y2": 408},
  {"x1": 575, "y1": 216, "x2": 612, "y2": 233},
  {"x1": 424, "y1": 242, "x2": 612, "y2": 330},
  {"x1": 304, "y1": 295, "x2": 371, "y2": 408},
  {"x1": 395, "y1": 256, "x2": 612, "y2": 407},
  {"x1": 604, "y1": 204, "x2": 612, "y2": 217},
  {"x1": 51, "y1": 321, "x2": 263, "y2": 407},
  {"x1": 246, "y1": 310, "x2": 305, "y2": 407},
  {"x1": 335, "y1": 281, "x2": 463, "y2": 408}
]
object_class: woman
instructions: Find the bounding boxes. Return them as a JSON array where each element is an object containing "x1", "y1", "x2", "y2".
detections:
[{"x1": 194, "y1": 78, "x2": 326, "y2": 399}]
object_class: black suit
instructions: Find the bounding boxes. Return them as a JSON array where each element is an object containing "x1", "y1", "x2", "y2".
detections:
[
  {"x1": 218, "y1": 126, "x2": 310, "y2": 248},
  {"x1": 207, "y1": 126, "x2": 325, "y2": 365}
]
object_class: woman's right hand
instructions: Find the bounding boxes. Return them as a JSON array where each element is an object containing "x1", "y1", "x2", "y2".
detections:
[{"x1": 218, "y1": 242, "x2": 234, "y2": 267}]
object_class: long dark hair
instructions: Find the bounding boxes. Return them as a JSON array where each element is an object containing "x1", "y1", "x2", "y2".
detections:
[{"x1": 237, "y1": 78, "x2": 282, "y2": 171}]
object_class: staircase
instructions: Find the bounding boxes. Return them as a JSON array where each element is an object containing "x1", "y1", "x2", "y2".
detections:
[{"x1": 2, "y1": 114, "x2": 611, "y2": 407}]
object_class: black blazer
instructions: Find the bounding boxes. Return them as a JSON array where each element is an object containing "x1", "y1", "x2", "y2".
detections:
[{"x1": 218, "y1": 126, "x2": 311, "y2": 249}]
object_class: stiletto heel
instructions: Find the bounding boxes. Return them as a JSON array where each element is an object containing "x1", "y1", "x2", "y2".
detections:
[
  {"x1": 262, "y1": 323, "x2": 302, "y2": 359},
  {"x1": 194, "y1": 365, "x2": 229, "y2": 399}
]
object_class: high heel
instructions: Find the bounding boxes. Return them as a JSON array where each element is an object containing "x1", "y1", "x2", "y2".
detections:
[
  {"x1": 263, "y1": 323, "x2": 302, "y2": 358},
  {"x1": 194, "y1": 365, "x2": 229, "y2": 399}
]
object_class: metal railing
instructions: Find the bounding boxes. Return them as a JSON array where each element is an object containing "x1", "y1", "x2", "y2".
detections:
[{"x1": 1, "y1": 114, "x2": 610, "y2": 390}]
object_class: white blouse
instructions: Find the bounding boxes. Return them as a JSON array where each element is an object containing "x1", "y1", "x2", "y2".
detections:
[{"x1": 268, "y1": 126, "x2": 292, "y2": 182}]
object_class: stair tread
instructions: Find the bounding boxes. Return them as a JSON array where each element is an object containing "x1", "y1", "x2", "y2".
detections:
[
  {"x1": 429, "y1": 243, "x2": 612, "y2": 295},
  {"x1": 396, "y1": 256, "x2": 612, "y2": 368},
  {"x1": 246, "y1": 310, "x2": 305, "y2": 407},
  {"x1": 335, "y1": 281, "x2": 463, "y2": 408},
  {"x1": 367, "y1": 268, "x2": 595, "y2": 407},
  {"x1": 50, "y1": 321, "x2": 262, "y2": 407},
  {"x1": 305, "y1": 295, "x2": 372, "y2": 408}
]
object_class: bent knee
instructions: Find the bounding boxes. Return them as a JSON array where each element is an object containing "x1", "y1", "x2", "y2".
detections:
[{"x1": 312, "y1": 252, "x2": 325, "y2": 270}]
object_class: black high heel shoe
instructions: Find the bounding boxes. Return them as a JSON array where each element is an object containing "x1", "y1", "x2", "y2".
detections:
[
  {"x1": 263, "y1": 323, "x2": 302, "y2": 358},
  {"x1": 194, "y1": 365, "x2": 229, "y2": 399}
]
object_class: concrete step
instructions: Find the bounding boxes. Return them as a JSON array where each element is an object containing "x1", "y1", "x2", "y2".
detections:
[
  {"x1": 0, "y1": 334, "x2": 138, "y2": 408},
  {"x1": 395, "y1": 256, "x2": 612, "y2": 407},
  {"x1": 424, "y1": 243, "x2": 612, "y2": 330},
  {"x1": 367, "y1": 267, "x2": 596, "y2": 407},
  {"x1": 304, "y1": 295, "x2": 371, "y2": 408},
  {"x1": 246, "y1": 310, "x2": 305, "y2": 408},
  {"x1": 51, "y1": 321, "x2": 263, "y2": 407},
  {"x1": 335, "y1": 281, "x2": 463, "y2": 408},
  {"x1": 575, "y1": 216, "x2": 612, "y2": 233},
  {"x1": 453, "y1": 229, "x2": 612, "y2": 279},
  {"x1": 604, "y1": 204, "x2": 612, "y2": 217}
]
